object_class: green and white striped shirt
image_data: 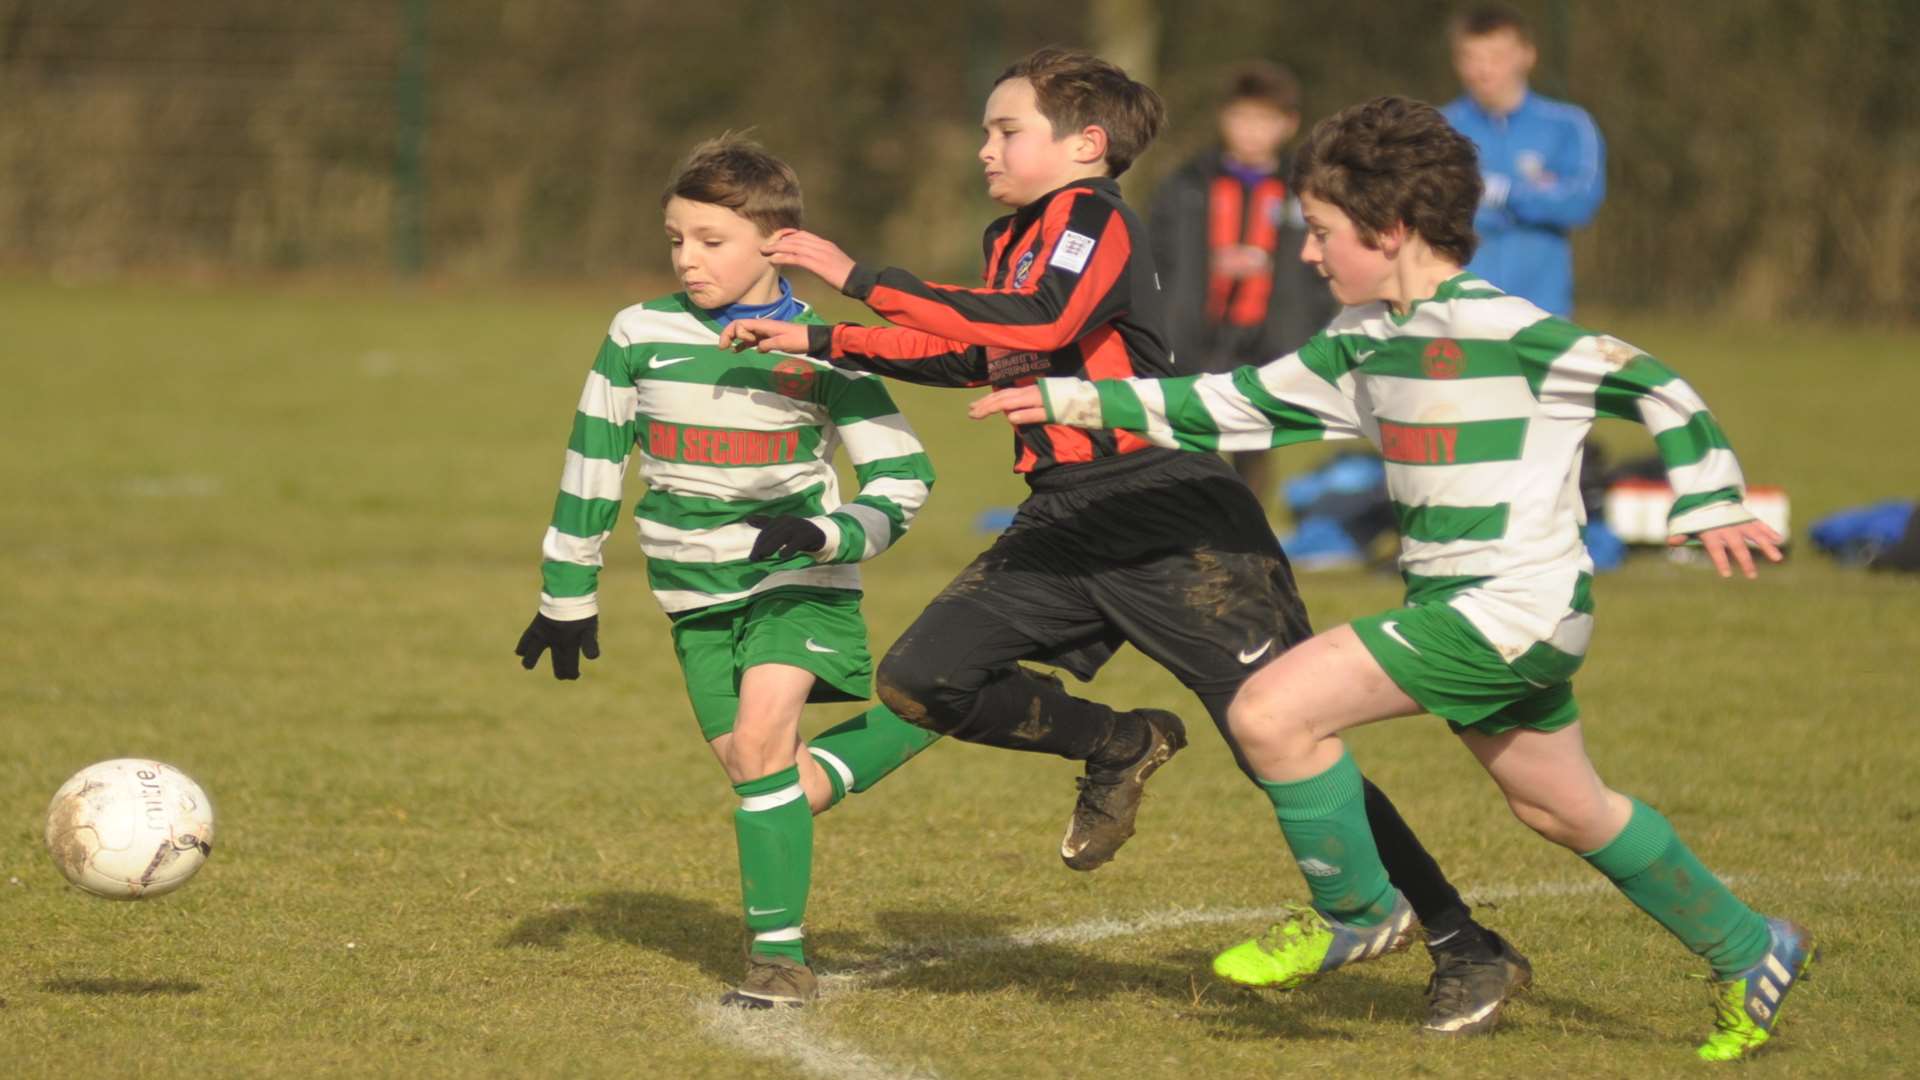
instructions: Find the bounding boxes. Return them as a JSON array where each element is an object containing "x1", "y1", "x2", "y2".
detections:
[
  {"x1": 1038, "y1": 273, "x2": 1754, "y2": 677},
  {"x1": 539, "y1": 293, "x2": 935, "y2": 617}
]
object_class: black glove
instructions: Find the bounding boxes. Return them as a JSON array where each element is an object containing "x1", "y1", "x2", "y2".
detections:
[
  {"x1": 515, "y1": 613, "x2": 600, "y2": 680},
  {"x1": 746, "y1": 515, "x2": 828, "y2": 562}
]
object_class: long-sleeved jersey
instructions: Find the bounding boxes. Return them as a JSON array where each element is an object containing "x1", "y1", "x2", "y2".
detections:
[
  {"x1": 1442, "y1": 90, "x2": 1606, "y2": 318},
  {"x1": 538, "y1": 292, "x2": 935, "y2": 618},
  {"x1": 804, "y1": 177, "x2": 1174, "y2": 476},
  {"x1": 1035, "y1": 273, "x2": 1754, "y2": 670},
  {"x1": 1148, "y1": 148, "x2": 1337, "y2": 374}
]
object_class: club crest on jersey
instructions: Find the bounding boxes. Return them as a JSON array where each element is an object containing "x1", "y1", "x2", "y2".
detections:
[
  {"x1": 771, "y1": 356, "x2": 816, "y2": 399},
  {"x1": 1422, "y1": 338, "x2": 1466, "y2": 379},
  {"x1": 1012, "y1": 251, "x2": 1037, "y2": 288}
]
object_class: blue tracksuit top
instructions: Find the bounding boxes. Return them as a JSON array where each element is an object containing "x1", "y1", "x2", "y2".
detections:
[{"x1": 1441, "y1": 90, "x2": 1605, "y2": 317}]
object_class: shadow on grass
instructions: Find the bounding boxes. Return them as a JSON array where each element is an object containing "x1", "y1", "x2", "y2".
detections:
[
  {"x1": 1174, "y1": 948, "x2": 1663, "y2": 1046},
  {"x1": 500, "y1": 890, "x2": 888, "y2": 983},
  {"x1": 1491, "y1": 984, "x2": 1666, "y2": 1044},
  {"x1": 42, "y1": 978, "x2": 202, "y2": 996},
  {"x1": 837, "y1": 927, "x2": 1661, "y2": 1046},
  {"x1": 1192, "y1": 970, "x2": 1425, "y2": 1042},
  {"x1": 837, "y1": 911, "x2": 1355, "y2": 1018}
]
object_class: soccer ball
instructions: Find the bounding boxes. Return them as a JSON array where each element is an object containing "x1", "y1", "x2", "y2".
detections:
[{"x1": 44, "y1": 759, "x2": 215, "y2": 900}]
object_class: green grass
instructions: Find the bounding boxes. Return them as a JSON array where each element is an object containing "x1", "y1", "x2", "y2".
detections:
[{"x1": 2, "y1": 277, "x2": 1917, "y2": 1078}]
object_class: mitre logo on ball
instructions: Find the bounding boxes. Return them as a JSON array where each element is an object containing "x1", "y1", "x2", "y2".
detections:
[{"x1": 45, "y1": 758, "x2": 215, "y2": 900}]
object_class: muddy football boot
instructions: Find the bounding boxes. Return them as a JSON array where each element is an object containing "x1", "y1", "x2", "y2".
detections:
[
  {"x1": 1060, "y1": 708, "x2": 1187, "y2": 871},
  {"x1": 719, "y1": 952, "x2": 818, "y2": 1009},
  {"x1": 1421, "y1": 929, "x2": 1533, "y2": 1036}
]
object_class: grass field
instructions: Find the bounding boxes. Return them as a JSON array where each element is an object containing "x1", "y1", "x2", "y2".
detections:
[{"x1": 2, "y1": 276, "x2": 1917, "y2": 1078}]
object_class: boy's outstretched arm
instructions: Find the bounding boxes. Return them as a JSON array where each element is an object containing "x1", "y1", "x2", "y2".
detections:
[
  {"x1": 969, "y1": 337, "x2": 1366, "y2": 453},
  {"x1": 1522, "y1": 326, "x2": 1782, "y2": 578},
  {"x1": 718, "y1": 227, "x2": 986, "y2": 386},
  {"x1": 769, "y1": 187, "x2": 1134, "y2": 354},
  {"x1": 721, "y1": 314, "x2": 989, "y2": 388}
]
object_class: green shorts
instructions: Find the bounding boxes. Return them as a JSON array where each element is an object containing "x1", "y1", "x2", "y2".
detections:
[
  {"x1": 1349, "y1": 602, "x2": 1580, "y2": 737},
  {"x1": 670, "y1": 587, "x2": 874, "y2": 741}
]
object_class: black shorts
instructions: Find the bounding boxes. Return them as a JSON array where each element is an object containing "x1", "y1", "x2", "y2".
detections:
[{"x1": 922, "y1": 448, "x2": 1313, "y2": 695}]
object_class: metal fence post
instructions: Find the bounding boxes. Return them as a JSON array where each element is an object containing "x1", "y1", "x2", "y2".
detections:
[{"x1": 394, "y1": 0, "x2": 428, "y2": 275}]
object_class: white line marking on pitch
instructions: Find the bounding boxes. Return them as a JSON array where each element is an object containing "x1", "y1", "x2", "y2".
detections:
[
  {"x1": 821, "y1": 904, "x2": 1282, "y2": 992},
  {"x1": 819, "y1": 868, "x2": 1919, "y2": 992},
  {"x1": 699, "y1": 869, "x2": 1916, "y2": 1078},
  {"x1": 696, "y1": 1001, "x2": 939, "y2": 1080}
]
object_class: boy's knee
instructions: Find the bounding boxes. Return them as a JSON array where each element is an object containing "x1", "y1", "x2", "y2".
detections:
[
  {"x1": 876, "y1": 649, "x2": 970, "y2": 734},
  {"x1": 1504, "y1": 792, "x2": 1609, "y2": 849},
  {"x1": 1503, "y1": 796, "x2": 1561, "y2": 841},
  {"x1": 725, "y1": 706, "x2": 803, "y2": 778},
  {"x1": 1225, "y1": 690, "x2": 1310, "y2": 756}
]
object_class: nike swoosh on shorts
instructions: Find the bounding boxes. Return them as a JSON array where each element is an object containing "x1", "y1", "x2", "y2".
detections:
[
  {"x1": 1380, "y1": 621, "x2": 1420, "y2": 655},
  {"x1": 1237, "y1": 639, "x2": 1275, "y2": 664}
]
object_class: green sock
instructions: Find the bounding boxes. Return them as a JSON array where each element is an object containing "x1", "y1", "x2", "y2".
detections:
[
  {"x1": 808, "y1": 705, "x2": 941, "y2": 809},
  {"x1": 1256, "y1": 748, "x2": 1397, "y2": 926},
  {"x1": 1581, "y1": 798, "x2": 1770, "y2": 978},
  {"x1": 733, "y1": 765, "x2": 812, "y2": 964}
]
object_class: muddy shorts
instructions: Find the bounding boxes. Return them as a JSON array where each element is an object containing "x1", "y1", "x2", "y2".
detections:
[{"x1": 908, "y1": 449, "x2": 1312, "y2": 695}]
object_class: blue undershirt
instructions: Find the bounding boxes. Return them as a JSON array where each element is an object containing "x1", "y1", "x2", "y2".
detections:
[
  {"x1": 701, "y1": 277, "x2": 804, "y2": 328},
  {"x1": 1220, "y1": 155, "x2": 1279, "y2": 187}
]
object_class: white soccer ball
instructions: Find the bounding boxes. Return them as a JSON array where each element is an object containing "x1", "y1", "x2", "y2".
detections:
[{"x1": 44, "y1": 759, "x2": 215, "y2": 900}]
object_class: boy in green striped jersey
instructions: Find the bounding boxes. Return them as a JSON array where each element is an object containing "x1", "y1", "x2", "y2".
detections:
[
  {"x1": 972, "y1": 96, "x2": 1812, "y2": 1060},
  {"x1": 515, "y1": 136, "x2": 940, "y2": 1009}
]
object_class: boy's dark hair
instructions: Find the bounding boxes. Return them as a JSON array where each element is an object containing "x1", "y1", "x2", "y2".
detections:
[
  {"x1": 1291, "y1": 96, "x2": 1482, "y2": 265},
  {"x1": 1450, "y1": 3, "x2": 1534, "y2": 42},
  {"x1": 661, "y1": 134, "x2": 803, "y2": 234},
  {"x1": 1221, "y1": 60, "x2": 1301, "y2": 115},
  {"x1": 995, "y1": 46, "x2": 1165, "y2": 177}
]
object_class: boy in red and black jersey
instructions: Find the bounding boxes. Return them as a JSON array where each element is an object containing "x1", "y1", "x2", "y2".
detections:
[
  {"x1": 726, "y1": 49, "x2": 1529, "y2": 1029},
  {"x1": 816, "y1": 169, "x2": 1168, "y2": 473}
]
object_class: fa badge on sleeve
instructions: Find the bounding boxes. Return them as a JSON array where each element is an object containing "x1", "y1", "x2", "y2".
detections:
[{"x1": 1048, "y1": 230, "x2": 1096, "y2": 275}]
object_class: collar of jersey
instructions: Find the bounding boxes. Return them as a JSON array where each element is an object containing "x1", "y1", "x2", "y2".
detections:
[
  {"x1": 1215, "y1": 152, "x2": 1281, "y2": 186},
  {"x1": 680, "y1": 277, "x2": 807, "y2": 331},
  {"x1": 1010, "y1": 176, "x2": 1120, "y2": 228},
  {"x1": 1389, "y1": 272, "x2": 1496, "y2": 325}
]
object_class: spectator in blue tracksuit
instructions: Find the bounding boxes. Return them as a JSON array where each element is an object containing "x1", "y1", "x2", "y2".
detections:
[{"x1": 1442, "y1": 3, "x2": 1605, "y2": 318}]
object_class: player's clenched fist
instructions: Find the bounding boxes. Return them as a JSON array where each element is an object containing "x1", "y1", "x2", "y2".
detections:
[{"x1": 746, "y1": 515, "x2": 828, "y2": 561}]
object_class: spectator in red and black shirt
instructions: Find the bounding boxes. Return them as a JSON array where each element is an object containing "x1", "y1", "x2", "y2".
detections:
[
  {"x1": 1148, "y1": 60, "x2": 1337, "y2": 506},
  {"x1": 724, "y1": 50, "x2": 1523, "y2": 1014}
]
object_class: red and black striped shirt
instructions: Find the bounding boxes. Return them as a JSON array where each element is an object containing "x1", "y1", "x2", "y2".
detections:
[
  {"x1": 807, "y1": 177, "x2": 1173, "y2": 476},
  {"x1": 1205, "y1": 171, "x2": 1289, "y2": 328}
]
